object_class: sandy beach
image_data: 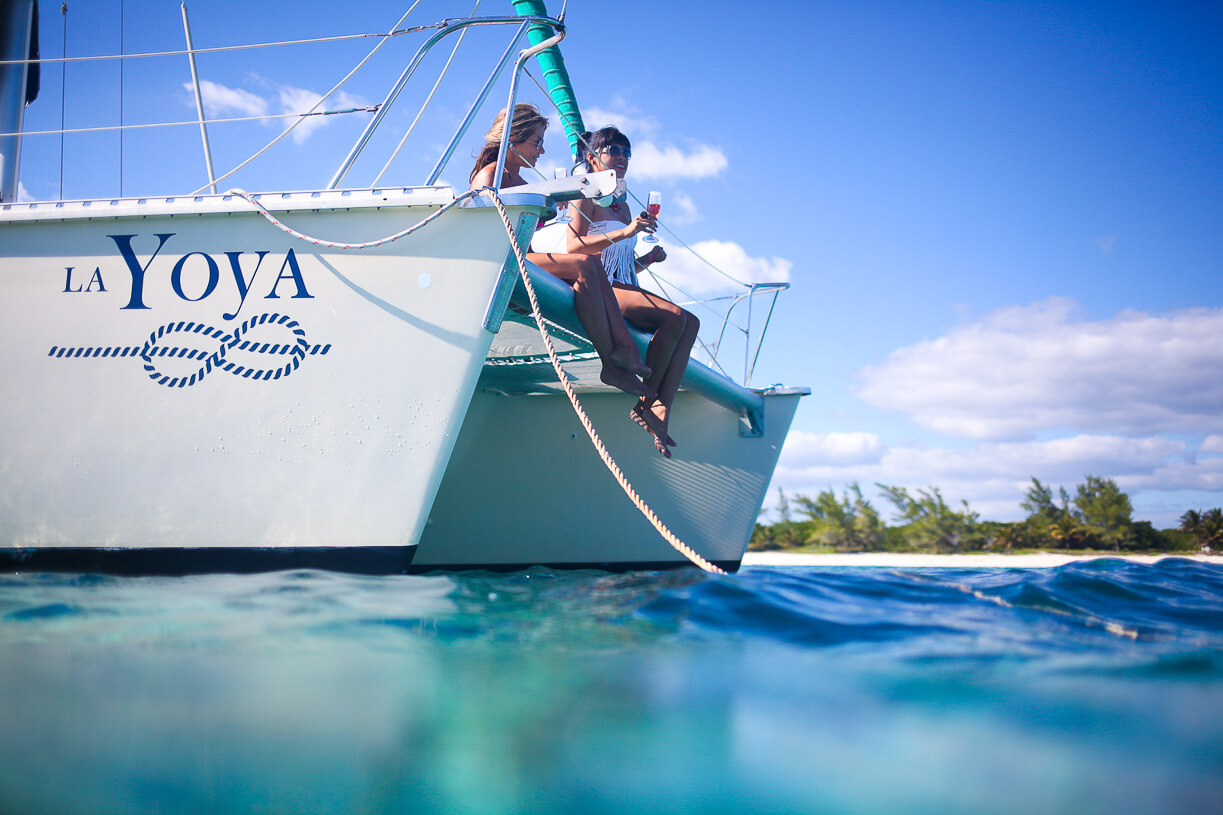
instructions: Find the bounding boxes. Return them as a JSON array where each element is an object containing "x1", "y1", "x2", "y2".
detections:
[{"x1": 741, "y1": 551, "x2": 1223, "y2": 568}]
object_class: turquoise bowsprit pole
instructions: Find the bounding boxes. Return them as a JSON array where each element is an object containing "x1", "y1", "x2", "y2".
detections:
[{"x1": 511, "y1": 0, "x2": 585, "y2": 162}]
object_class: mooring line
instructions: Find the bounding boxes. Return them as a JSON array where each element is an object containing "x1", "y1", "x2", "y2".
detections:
[
  {"x1": 230, "y1": 184, "x2": 725, "y2": 573},
  {"x1": 484, "y1": 189, "x2": 726, "y2": 575}
]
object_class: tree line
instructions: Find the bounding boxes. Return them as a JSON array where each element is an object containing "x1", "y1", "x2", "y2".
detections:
[{"x1": 750, "y1": 476, "x2": 1221, "y2": 554}]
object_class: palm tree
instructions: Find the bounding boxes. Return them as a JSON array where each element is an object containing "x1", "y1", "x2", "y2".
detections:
[
  {"x1": 1049, "y1": 515, "x2": 1085, "y2": 549},
  {"x1": 1177, "y1": 508, "x2": 1223, "y2": 551},
  {"x1": 1203, "y1": 508, "x2": 1223, "y2": 549},
  {"x1": 1179, "y1": 509, "x2": 1203, "y2": 538}
]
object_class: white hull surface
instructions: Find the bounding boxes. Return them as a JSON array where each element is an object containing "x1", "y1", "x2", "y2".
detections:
[
  {"x1": 414, "y1": 384, "x2": 803, "y2": 573},
  {"x1": 0, "y1": 190, "x2": 542, "y2": 572}
]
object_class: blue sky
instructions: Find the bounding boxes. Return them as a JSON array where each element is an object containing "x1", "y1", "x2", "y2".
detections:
[{"x1": 14, "y1": 0, "x2": 1223, "y2": 528}]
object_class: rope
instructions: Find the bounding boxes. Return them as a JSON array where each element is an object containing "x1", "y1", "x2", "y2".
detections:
[
  {"x1": 482, "y1": 188, "x2": 726, "y2": 575},
  {"x1": 227, "y1": 188, "x2": 480, "y2": 250},
  {"x1": 228, "y1": 182, "x2": 725, "y2": 573}
]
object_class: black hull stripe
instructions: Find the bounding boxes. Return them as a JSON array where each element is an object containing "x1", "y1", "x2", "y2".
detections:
[
  {"x1": 0, "y1": 547, "x2": 416, "y2": 577},
  {"x1": 408, "y1": 560, "x2": 742, "y2": 575},
  {"x1": 1, "y1": 549, "x2": 741, "y2": 576}
]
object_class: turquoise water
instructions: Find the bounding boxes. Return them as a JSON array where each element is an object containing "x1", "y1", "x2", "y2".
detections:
[{"x1": 1, "y1": 560, "x2": 1221, "y2": 814}]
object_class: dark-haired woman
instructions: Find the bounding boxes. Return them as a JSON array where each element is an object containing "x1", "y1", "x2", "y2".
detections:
[
  {"x1": 470, "y1": 104, "x2": 652, "y2": 398},
  {"x1": 565, "y1": 126, "x2": 699, "y2": 458}
]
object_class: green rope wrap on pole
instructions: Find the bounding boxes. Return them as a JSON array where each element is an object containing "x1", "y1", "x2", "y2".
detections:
[{"x1": 510, "y1": 0, "x2": 585, "y2": 161}]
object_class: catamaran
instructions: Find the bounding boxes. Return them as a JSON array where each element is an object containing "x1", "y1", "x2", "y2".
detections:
[{"x1": 0, "y1": 0, "x2": 806, "y2": 574}]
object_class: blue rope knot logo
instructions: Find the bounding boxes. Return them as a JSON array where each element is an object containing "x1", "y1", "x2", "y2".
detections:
[{"x1": 48, "y1": 312, "x2": 331, "y2": 388}]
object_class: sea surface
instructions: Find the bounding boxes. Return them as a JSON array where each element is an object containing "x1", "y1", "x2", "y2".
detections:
[{"x1": 1, "y1": 559, "x2": 1221, "y2": 815}]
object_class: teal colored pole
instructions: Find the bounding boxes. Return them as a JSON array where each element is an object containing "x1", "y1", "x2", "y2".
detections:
[{"x1": 510, "y1": 0, "x2": 585, "y2": 161}]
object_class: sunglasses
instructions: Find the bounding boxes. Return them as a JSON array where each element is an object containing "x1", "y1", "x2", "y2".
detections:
[{"x1": 598, "y1": 145, "x2": 632, "y2": 159}]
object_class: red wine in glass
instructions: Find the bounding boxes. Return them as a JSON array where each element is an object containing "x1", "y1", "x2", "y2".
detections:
[{"x1": 643, "y1": 191, "x2": 661, "y2": 243}]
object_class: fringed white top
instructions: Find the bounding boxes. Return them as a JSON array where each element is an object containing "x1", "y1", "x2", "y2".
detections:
[{"x1": 589, "y1": 219, "x2": 638, "y2": 286}]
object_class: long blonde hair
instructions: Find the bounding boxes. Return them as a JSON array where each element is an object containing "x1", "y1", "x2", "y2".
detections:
[{"x1": 470, "y1": 103, "x2": 549, "y2": 183}]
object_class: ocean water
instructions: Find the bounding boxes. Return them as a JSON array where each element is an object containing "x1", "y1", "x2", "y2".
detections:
[{"x1": 1, "y1": 560, "x2": 1221, "y2": 815}]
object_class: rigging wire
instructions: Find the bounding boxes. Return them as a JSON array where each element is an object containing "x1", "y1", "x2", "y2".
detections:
[
  {"x1": 119, "y1": 0, "x2": 123, "y2": 197},
  {"x1": 523, "y1": 64, "x2": 752, "y2": 293},
  {"x1": 3, "y1": 107, "x2": 378, "y2": 139},
  {"x1": 189, "y1": 2, "x2": 423, "y2": 196},
  {"x1": 0, "y1": 28, "x2": 434, "y2": 65},
  {"x1": 373, "y1": 0, "x2": 481, "y2": 187},
  {"x1": 517, "y1": 68, "x2": 782, "y2": 379},
  {"x1": 58, "y1": 2, "x2": 66, "y2": 200}
]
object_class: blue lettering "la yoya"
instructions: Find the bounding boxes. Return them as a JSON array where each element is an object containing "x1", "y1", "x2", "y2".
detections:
[{"x1": 105, "y1": 233, "x2": 312, "y2": 320}]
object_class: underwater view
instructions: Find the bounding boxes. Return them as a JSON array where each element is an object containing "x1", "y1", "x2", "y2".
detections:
[{"x1": 2, "y1": 560, "x2": 1222, "y2": 814}]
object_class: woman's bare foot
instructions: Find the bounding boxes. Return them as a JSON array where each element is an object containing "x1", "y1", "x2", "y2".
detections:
[
  {"x1": 609, "y1": 346, "x2": 651, "y2": 378},
  {"x1": 630, "y1": 403, "x2": 675, "y2": 457},
  {"x1": 633, "y1": 401, "x2": 676, "y2": 446},
  {"x1": 601, "y1": 365, "x2": 656, "y2": 399}
]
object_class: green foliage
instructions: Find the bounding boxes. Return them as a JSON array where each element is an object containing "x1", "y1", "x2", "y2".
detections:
[
  {"x1": 981, "y1": 521, "x2": 1027, "y2": 551},
  {"x1": 792, "y1": 483, "x2": 884, "y2": 551},
  {"x1": 1074, "y1": 475, "x2": 1134, "y2": 550},
  {"x1": 1019, "y1": 478, "x2": 1061, "y2": 521},
  {"x1": 751, "y1": 475, "x2": 1195, "y2": 554},
  {"x1": 1178, "y1": 508, "x2": 1223, "y2": 550},
  {"x1": 876, "y1": 484, "x2": 985, "y2": 552},
  {"x1": 749, "y1": 489, "x2": 812, "y2": 550},
  {"x1": 749, "y1": 485, "x2": 884, "y2": 551}
]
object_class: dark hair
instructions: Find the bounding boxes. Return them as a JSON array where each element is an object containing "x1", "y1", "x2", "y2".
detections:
[
  {"x1": 580, "y1": 126, "x2": 631, "y2": 171},
  {"x1": 470, "y1": 103, "x2": 549, "y2": 183}
]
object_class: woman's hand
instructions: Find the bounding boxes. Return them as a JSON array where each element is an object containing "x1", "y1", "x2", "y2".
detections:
[
  {"x1": 621, "y1": 211, "x2": 658, "y2": 240},
  {"x1": 639, "y1": 245, "x2": 666, "y2": 266}
]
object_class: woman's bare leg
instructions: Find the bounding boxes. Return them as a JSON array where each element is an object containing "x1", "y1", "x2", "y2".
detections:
[
  {"x1": 528, "y1": 253, "x2": 653, "y2": 397},
  {"x1": 613, "y1": 285, "x2": 698, "y2": 455},
  {"x1": 649, "y1": 309, "x2": 699, "y2": 432}
]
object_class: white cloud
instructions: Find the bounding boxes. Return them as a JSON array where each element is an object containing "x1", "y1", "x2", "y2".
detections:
[
  {"x1": 189, "y1": 79, "x2": 268, "y2": 118},
  {"x1": 641, "y1": 239, "x2": 791, "y2": 298},
  {"x1": 781, "y1": 431, "x2": 884, "y2": 467},
  {"x1": 16, "y1": 181, "x2": 32, "y2": 201},
  {"x1": 629, "y1": 142, "x2": 727, "y2": 181},
  {"x1": 185, "y1": 78, "x2": 366, "y2": 144},
  {"x1": 1201, "y1": 435, "x2": 1223, "y2": 455},
  {"x1": 581, "y1": 101, "x2": 726, "y2": 181},
  {"x1": 583, "y1": 103, "x2": 661, "y2": 140},
  {"x1": 855, "y1": 298, "x2": 1223, "y2": 440},
  {"x1": 276, "y1": 85, "x2": 366, "y2": 144},
  {"x1": 777, "y1": 433, "x2": 1184, "y2": 489},
  {"x1": 770, "y1": 432, "x2": 1217, "y2": 524},
  {"x1": 666, "y1": 190, "x2": 700, "y2": 226}
]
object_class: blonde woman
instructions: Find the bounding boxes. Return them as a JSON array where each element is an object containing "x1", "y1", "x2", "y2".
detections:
[
  {"x1": 566, "y1": 126, "x2": 699, "y2": 458},
  {"x1": 470, "y1": 105, "x2": 652, "y2": 398}
]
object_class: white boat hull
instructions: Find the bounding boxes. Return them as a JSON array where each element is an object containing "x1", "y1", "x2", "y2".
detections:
[
  {"x1": 413, "y1": 387, "x2": 803, "y2": 572},
  {"x1": 0, "y1": 191, "x2": 541, "y2": 571}
]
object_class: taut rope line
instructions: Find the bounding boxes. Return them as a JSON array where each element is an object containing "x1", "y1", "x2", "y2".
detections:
[
  {"x1": 230, "y1": 186, "x2": 726, "y2": 574},
  {"x1": 482, "y1": 189, "x2": 727, "y2": 575}
]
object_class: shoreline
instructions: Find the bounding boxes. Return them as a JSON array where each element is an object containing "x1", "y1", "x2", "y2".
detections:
[{"x1": 740, "y1": 551, "x2": 1223, "y2": 568}]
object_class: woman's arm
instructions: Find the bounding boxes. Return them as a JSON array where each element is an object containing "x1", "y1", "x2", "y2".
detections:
[
  {"x1": 635, "y1": 245, "x2": 666, "y2": 273},
  {"x1": 564, "y1": 201, "x2": 656, "y2": 254},
  {"x1": 469, "y1": 164, "x2": 524, "y2": 191},
  {"x1": 469, "y1": 163, "x2": 497, "y2": 191}
]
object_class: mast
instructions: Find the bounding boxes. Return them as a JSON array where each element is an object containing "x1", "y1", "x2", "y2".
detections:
[
  {"x1": 510, "y1": 0, "x2": 584, "y2": 162},
  {"x1": 0, "y1": 0, "x2": 38, "y2": 202}
]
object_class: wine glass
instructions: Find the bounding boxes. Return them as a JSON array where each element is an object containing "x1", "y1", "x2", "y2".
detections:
[
  {"x1": 641, "y1": 190, "x2": 661, "y2": 243},
  {"x1": 554, "y1": 167, "x2": 571, "y2": 224}
]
